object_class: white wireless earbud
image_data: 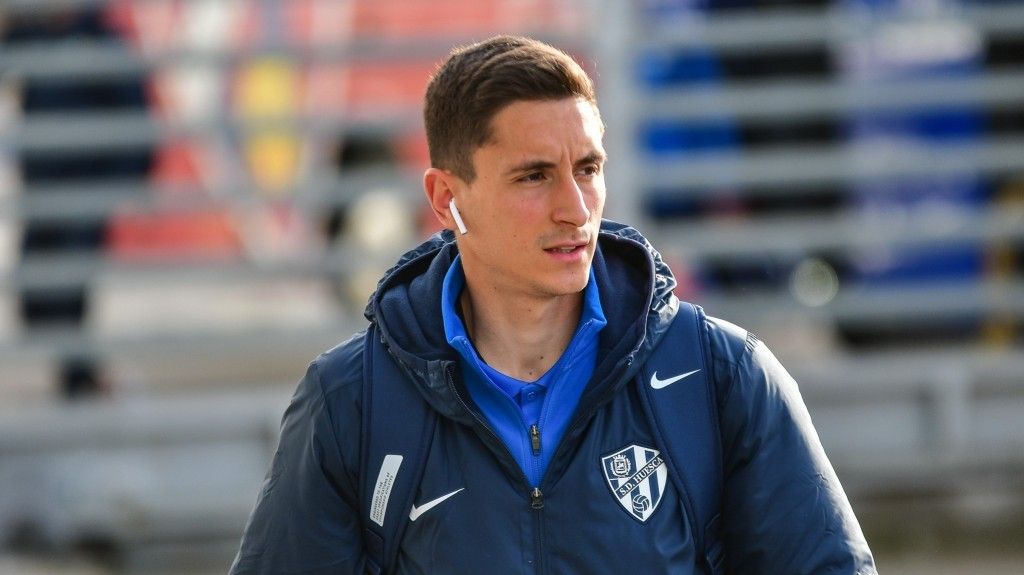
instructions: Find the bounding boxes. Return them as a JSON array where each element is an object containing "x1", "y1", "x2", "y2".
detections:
[{"x1": 449, "y1": 199, "x2": 468, "y2": 235}]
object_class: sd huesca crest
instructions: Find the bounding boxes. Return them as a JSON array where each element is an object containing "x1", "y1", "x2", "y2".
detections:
[{"x1": 600, "y1": 444, "x2": 668, "y2": 522}]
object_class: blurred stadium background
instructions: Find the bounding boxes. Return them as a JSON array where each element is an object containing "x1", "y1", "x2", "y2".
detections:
[{"x1": 0, "y1": 0, "x2": 1022, "y2": 573}]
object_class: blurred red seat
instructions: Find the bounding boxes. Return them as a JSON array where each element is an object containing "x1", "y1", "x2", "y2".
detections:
[
  {"x1": 106, "y1": 206, "x2": 241, "y2": 263},
  {"x1": 351, "y1": 0, "x2": 569, "y2": 39}
]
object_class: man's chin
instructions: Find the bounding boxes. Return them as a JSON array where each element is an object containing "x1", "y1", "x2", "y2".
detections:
[{"x1": 544, "y1": 271, "x2": 592, "y2": 298}]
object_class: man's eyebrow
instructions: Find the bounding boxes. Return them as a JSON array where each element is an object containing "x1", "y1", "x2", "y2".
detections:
[
  {"x1": 505, "y1": 152, "x2": 607, "y2": 177},
  {"x1": 575, "y1": 151, "x2": 607, "y2": 167},
  {"x1": 504, "y1": 159, "x2": 557, "y2": 177}
]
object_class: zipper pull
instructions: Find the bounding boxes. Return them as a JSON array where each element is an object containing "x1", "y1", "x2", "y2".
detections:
[
  {"x1": 529, "y1": 424, "x2": 541, "y2": 456},
  {"x1": 530, "y1": 487, "x2": 544, "y2": 510}
]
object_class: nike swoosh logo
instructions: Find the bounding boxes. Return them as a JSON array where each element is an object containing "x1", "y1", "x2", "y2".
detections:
[
  {"x1": 650, "y1": 369, "x2": 701, "y2": 389},
  {"x1": 409, "y1": 488, "x2": 464, "y2": 521}
]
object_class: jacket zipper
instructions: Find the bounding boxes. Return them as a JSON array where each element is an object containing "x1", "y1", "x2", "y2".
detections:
[
  {"x1": 444, "y1": 347, "x2": 646, "y2": 571},
  {"x1": 531, "y1": 487, "x2": 546, "y2": 574},
  {"x1": 446, "y1": 350, "x2": 638, "y2": 573},
  {"x1": 530, "y1": 487, "x2": 544, "y2": 509},
  {"x1": 444, "y1": 364, "x2": 547, "y2": 573},
  {"x1": 444, "y1": 364, "x2": 539, "y2": 496},
  {"x1": 530, "y1": 424, "x2": 545, "y2": 573}
]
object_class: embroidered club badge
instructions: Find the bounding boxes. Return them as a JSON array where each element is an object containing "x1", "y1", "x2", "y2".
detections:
[{"x1": 601, "y1": 444, "x2": 668, "y2": 522}]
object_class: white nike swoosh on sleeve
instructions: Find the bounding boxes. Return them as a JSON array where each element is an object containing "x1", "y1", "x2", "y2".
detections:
[
  {"x1": 650, "y1": 369, "x2": 701, "y2": 389},
  {"x1": 409, "y1": 488, "x2": 465, "y2": 521}
]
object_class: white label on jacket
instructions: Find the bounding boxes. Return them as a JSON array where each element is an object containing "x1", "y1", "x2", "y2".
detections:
[{"x1": 370, "y1": 454, "x2": 403, "y2": 527}]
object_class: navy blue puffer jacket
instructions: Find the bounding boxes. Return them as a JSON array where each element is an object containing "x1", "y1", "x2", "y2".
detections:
[{"x1": 230, "y1": 221, "x2": 876, "y2": 574}]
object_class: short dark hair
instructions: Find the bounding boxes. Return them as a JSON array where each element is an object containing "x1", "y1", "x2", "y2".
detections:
[{"x1": 424, "y1": 35, "x2": 598, "y2": 182}]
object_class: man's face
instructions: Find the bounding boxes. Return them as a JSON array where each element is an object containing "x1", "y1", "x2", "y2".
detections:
[{"x1": 454, "y1": 97, "x2": 606, "y2": 301}]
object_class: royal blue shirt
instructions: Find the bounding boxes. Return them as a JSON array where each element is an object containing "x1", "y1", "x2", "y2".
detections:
[{"x1": 442, "y1": 256, "x2": 607, "y2": 487}]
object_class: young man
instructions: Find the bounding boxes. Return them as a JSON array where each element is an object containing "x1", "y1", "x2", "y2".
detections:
[{"x1": 230, "y1": 36, "x2": 876, "y2": 574}]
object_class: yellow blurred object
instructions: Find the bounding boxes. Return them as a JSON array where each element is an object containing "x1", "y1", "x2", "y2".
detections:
[
  {"x1": 246, "y1": 133, "x2": 301, "y2": 192},
  {"x1": 236, "y1": 58, "x2": 302, "y2": 194},
  {"x1": 238, "y1": 58, "x2": 297, "y2": 114},
  {"x1": 982, "y1": 181, "x2": 1024, "y2": 347}
]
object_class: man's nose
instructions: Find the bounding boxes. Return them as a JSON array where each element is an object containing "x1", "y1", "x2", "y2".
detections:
[{"x1": 553, "y1": 173, "x2": 591, "y2": 226}]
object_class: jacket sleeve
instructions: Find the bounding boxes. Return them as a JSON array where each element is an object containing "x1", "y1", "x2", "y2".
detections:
[
  {"x1": 709, "y1": 319, "x2": 877, "y2": 574},
  {"x1": 229, "y1": 352, "x2": 366, "y2": 575}
]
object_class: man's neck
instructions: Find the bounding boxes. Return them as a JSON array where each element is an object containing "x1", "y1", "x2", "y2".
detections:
[{"x1": 459, "y1": 283, "x2": 583, "y2": 382}]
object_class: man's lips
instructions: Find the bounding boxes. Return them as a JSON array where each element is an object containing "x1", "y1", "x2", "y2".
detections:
[
  {"x1": 542, "y1": 237, "x2": 591, "y2": 257},
  {"x1": 543, "y1": 233, "x2": 590, "y2": 249},
  {"x1": 543, "y1": 239, "x2": 589, "y2": 253}
]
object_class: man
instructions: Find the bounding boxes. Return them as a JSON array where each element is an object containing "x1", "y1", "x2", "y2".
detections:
[{"x1": 230, "y1": 36, "x2": 876, "y2": 574}]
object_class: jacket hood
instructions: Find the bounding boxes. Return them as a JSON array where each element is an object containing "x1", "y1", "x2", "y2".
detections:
[{"x1": 365, "y1": 219, "x2": 680, "y2": 423}]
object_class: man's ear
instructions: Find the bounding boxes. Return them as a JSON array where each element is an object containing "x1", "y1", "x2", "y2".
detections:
[{"x1": 424, "y1": 167, "x2": 463, "y2": 232}]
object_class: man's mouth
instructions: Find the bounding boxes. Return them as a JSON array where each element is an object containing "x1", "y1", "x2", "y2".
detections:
[{"x1": 543, "y1": 240, "x2": 589, "y2": 258}]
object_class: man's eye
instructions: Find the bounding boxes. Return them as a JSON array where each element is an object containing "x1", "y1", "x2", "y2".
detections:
[
  {"x1": 578, "y1": 165, "x2": 600, "y2": 177},
  {"x1": 520, "y1": 172, "x2": 545, "y2": 183}
]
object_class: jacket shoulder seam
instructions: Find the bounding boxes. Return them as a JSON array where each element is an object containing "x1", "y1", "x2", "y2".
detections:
[
  {"x1": 307, "y1": 337, "x2": 365, "y2": 477},
  {"x1": 312, "y1": 336, "x2": 366, "y2": 400},
  {"x1": 705, "y1": 320, "x2": 758, "y2": 407}
]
